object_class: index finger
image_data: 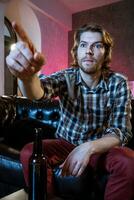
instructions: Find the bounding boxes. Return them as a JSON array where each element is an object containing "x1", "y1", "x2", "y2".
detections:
[{"x1": 12, "y1": 21, "x2": 36, "y2": 54}]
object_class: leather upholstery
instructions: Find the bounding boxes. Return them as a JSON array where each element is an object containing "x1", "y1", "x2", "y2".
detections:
[{"x1": 0, "y1": 95, "x2": 133, "y2": 198}]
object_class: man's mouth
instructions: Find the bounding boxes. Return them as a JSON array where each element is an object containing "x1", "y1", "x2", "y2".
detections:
[
  {"x1": 83, "y1": 59, "x2": 94, "y2": 63},
  {"x1": 82, "y1": 56, "x2": 95, "y2": 62}
]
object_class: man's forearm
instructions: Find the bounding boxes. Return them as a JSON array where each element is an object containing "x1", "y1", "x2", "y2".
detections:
[
  {"x1": 18, "y1": 74, "x2": 44, "y2": 100},
  {"x1": 90, "y1": 136, "x2": 121, "y2": 155}
]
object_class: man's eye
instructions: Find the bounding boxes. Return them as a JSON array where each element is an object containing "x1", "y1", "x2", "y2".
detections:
[
  {"x1": 94, "y1": 43, "x2": 104, "y2": 49},
  {"x1": 80, "y1": 43, "x2": 86, "y2": 48}
]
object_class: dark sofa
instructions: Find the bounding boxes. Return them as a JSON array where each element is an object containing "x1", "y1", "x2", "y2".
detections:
[{"x1": 0, "y1": 95, "x2": 133, "y2": 199}]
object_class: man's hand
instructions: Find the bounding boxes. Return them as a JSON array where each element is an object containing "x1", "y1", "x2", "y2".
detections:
[
  {"x1": 6, "y1": 22, "x2": 45, "y2": 80},
  {"x1": 60, "y1": 136, "x2": 120, "y2": 177},
  {"x1": 60, "y1": 142, "x2": 94, "y2": 177}
]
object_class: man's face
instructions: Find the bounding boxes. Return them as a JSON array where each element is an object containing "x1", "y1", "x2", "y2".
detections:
[{"x1": 77, "y1": 31, "x2": 105, "y2": 74}]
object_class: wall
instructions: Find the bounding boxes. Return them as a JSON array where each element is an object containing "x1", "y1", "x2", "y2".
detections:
[
  {"x1": 0, "y1": 2, "x2": 5, "y2": 95},
  {"x1": 31, "y1": 5, "x2": 69, "y2": 75},
  {"x1": 30, "y1": 0, "x2": 72, "y2": 30},
  {"x1": 5, "y1": 0, "x2": 41, "y2": 52},
  {"x1": 68, "y1": 0, "x2": 134, "y2": 81},
  {"x1": 37, "y1": 13, "x2": 69, "y2": 74},
  {"x1": 29, "y1": 0, "x2": 72, "y2": 75}
]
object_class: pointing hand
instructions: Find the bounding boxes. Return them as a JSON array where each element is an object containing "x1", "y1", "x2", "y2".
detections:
[{"x1": 6, "y1": 21, "x2": 45, "y2": 80}]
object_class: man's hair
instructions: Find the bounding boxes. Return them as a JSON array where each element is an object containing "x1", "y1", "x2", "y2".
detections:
[{"x1": 71, "y1": 23, "x2": 113, "y2": 70}]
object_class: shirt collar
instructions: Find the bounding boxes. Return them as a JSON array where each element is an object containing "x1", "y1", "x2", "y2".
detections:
[
  {"x1": 76, "y1": 70, "x2": 82, "y2": 85},
  {"x1": 76, "y1": 68, "x2": 109, "y2": 91}
]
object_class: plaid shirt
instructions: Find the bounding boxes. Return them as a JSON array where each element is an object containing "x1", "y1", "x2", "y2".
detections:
[{"x1": 40, "y1": 67, "x2": 132, "y2": 146}]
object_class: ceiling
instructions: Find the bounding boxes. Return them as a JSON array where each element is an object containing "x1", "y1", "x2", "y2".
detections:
[{"x1": 59, "y1": 0, "x2": 122, "y2": 13}]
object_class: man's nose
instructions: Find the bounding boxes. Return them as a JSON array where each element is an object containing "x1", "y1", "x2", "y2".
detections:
[{"x1": 86, "y1": 46, "x2": 94, "y2": 55}]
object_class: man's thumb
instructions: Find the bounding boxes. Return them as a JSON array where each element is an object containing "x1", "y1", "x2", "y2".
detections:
[{"x1": 34, "y1": 52, "x2": 45, "y2": 66}]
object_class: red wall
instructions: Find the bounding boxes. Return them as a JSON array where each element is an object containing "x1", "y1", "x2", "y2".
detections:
[
  {"x1": 36, "y1": 12, "x2": 68, "y2": 75},
  {"x1": 32, "y1": 1, "x2": 70, "y2": 76}
]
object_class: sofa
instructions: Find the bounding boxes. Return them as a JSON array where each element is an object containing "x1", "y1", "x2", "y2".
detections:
[{"x1": 0, "y1": 95, "x2": 133, "y2": 199}]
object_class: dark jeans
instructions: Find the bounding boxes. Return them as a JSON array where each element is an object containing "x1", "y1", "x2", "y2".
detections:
[{"x1": 20, "y1": 139, "x2": 134, "y2": 200}]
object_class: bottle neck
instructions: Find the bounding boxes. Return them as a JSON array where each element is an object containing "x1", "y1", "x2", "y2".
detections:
[{"x1": 33, "y1": 128, "x2": 43, "y2": 156}]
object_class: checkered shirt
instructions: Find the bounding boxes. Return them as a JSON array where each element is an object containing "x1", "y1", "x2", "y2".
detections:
[{"x1": 40, "y1": 67, "x2": 132, "y2": 146}]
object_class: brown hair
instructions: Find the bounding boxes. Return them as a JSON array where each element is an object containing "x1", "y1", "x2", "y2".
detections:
[{"x1": 71, "y1": 23, "x2": 113, "y2": 70}]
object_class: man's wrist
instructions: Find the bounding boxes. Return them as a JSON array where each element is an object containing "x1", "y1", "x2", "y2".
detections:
[{"x1": 86, "y1": 141, "x2": 96, "y2": 155}]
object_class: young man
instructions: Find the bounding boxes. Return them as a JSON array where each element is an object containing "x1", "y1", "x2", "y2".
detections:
[{"x1": 6, "y1": 23, "x2": 134, "y2": 200}]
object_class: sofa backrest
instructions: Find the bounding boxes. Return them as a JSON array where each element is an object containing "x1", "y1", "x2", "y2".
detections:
[{"x1": 16, "y1": 97, "x2": 60, "y2": 129}]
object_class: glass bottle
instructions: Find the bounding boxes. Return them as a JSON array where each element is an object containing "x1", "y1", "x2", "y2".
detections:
[{"x1": 28, "y1": 128, "x2": 47, "y2": 200}]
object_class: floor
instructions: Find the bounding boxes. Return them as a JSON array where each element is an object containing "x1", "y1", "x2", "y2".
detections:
[
  {"x1": 0, "y1": 190, "x2": 64, "y2": 200},
  {"x1": 0, "y1": 190, "x2": 27, "y2": 200}
]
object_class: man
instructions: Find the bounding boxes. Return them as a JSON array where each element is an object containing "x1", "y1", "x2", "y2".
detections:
[{"x1": 6, "y1": 22, "x2": 134, "y2": 200}]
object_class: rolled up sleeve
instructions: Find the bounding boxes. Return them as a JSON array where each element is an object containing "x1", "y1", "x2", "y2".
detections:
[{"x1": 104, "y1": 79, "x2": 132, "y2": 146}]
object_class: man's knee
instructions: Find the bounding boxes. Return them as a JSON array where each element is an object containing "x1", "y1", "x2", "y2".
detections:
[
  {"x1": 20, "y1": 142, "x2": 33, "y2": 163},
  {"x1": 20, "y1": 142, "x2": 33, "y2": 185},
  {"x1": 108, "y1": 147, "x2": 134, "y2": 180}
]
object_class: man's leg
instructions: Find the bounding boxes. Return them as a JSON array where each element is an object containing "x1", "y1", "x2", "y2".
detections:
[
  {"x1": 102, "y1": 147, "x2": 134, "y2": 200},
  {"x1": 20, "y1": 139, "x2": 75, "y2": 198}
]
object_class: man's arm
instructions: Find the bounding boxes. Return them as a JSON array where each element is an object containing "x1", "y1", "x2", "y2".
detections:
[
  {"x1": 61, "y1": 136, "x2": 120, "y2": 177},
  {"x1": 104, "y1": 78, "x2": 132, "y2": 146},
  {"x1": 6, "y1": 22, "x2": 45, "y2": 100},
  {"x1": 18, "y1": 75, "x2": 44, "y2": 100},
  {"x1": 91, "y1": 135, "x2": 120, "y2": 154}
]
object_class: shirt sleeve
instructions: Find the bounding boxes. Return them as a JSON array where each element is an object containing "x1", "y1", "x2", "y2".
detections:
[
  {"x1": 39, "y1": 71, "x2": 67, "y2": 99},
  {"x1": 104, "y1": 78, "x2": 132, "y2": 146}
]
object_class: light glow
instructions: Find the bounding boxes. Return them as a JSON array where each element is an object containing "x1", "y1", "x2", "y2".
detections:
[{"x1": 10, "y1": 43, "x2": 16, "y2": 51}]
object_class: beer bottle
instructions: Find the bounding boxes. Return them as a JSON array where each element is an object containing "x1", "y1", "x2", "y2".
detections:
[{"x1": 28, "y1": 128, "x2": 47, "y2": 200}]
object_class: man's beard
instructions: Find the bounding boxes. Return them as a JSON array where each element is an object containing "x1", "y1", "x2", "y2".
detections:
[{"x1": 79, "y1": 63, "x2": 101, "y2": 75}]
